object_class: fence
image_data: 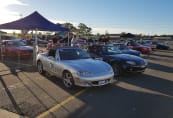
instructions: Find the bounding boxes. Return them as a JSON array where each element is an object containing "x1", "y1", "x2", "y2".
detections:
[{"x1": 0, "y1": 44, "x2": 33, "y2": 69}]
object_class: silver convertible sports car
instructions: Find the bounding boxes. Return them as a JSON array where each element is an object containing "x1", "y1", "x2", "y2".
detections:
[{"x1": 36, "y1": 47, "x2": 115, "y2": 88}]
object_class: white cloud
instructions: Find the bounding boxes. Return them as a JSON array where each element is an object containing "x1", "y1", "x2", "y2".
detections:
[
  {"x1": 0, "y1": 0, "x2": 27, "y2": 24},
  {"x1": 0, "y1": 0, "x2": 27, "y2": 7}
]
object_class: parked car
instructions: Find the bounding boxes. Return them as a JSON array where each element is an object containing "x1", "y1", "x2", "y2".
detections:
[
  {"x1": 87, "y1": 45, "x2": 148, "y2": 76},
  {"x1": 36, "y1": 47, "x2": 115, "y2": 88},
  {"x1": 47, "y1": 42, "x2": 68, "y2": 49},
  {"x1": 2, "y1": 39, "x2": 33, "y2": 59},
  {"x1": 126, "y1": 40, "x2": 152, "y2": 54},
  {"x1": 156, "y1": 43, "x2": 169, "y2": 50},
  {"x1": 1, "y1": 35, "x2": 16, "y2": 41},
  {"x1": 26, "y1": 38, "x2": 48, "y2": 46},
  {"x1": 113, "y1": 43, "x2": 141, "y2": 56},
  {"x1": 138, "y1": 40, "x2": 156, "y2": 50}
]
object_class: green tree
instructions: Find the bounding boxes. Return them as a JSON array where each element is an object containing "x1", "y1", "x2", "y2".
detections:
[
  {"x1": 60, "y1": 22, "x2": 77, "y2": 32},
  {"x1": 136, "y1": 33, "x2": 143, "y2": 40},
  {"x1": 78, "y1": 23, "x2": 92, "y2": 37}
]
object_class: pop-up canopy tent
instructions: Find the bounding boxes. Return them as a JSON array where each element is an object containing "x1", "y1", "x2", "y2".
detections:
[
  {"x1": 0, "y1": 31, "x2": 7, "y2": 34},
  {"x1": 0, "y1": 11, "x2": 68, "y2": 31},
  {"x1": 0, "y1": 11, "x2": 69, "y2": 65}
]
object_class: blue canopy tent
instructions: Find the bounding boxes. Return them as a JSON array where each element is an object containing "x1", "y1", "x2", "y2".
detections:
[
  {"x1": 0, "y1": 11, "x2": 68, "y2": 31},
  {"x1": 0, "y1": 11, "x2": 69, "y2": 65},
  {"x1": 0, "y1": 31, "x2": 7, "y2": 34}
]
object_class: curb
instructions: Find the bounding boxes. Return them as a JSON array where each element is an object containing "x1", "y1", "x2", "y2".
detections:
[{"x1": 0, "y1": 109, "x2": 28, "y2": 118}]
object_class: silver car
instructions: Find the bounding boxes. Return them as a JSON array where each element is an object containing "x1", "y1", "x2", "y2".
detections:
[{"x1": 36, "y1": 47, "x2": 115, "y2": 88}]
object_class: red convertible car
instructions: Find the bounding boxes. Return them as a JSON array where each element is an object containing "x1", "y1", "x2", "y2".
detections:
[
  {"x1": 126, "y1": 40, "x2": 152, "y2": 54},
  {"x1": 2, "y1": 39, "x2": 33, "y2": 59}
]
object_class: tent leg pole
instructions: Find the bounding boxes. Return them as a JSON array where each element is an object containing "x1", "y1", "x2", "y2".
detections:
[{"x1": 33, "y1": 29, "x2": 38, "y2": 66}]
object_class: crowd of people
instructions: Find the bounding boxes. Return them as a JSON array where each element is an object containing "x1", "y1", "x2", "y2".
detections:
[{"x1": 50, "y1": 33, "x2": 111, "y2": 46}]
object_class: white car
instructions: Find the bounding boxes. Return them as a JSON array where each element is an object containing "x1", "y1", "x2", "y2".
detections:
[{"x1": 36, "y1": 47, "x2": 115, "y2": 88}]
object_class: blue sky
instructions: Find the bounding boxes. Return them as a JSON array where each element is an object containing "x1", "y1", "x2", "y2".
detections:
[{"x1": 1, "y1": 0, "x2": 173, "y2": 35}]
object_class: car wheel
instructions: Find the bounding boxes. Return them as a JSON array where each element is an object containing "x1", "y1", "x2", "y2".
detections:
[
  {"x1": 112, "y1": 64, "x2": 122, "y2": 77},
  {"x1": 62, "y1": 71, "x2": 75, "y2": 88},
  {"x1": 37, "y1": 61, "x2": 45, "y2": 74}
]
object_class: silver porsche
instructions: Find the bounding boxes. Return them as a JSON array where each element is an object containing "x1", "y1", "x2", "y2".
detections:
[{"x1": 36, "y1": 47, "x2": 115, "y2": 88}]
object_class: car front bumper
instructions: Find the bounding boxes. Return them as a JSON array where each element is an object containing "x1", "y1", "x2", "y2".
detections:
[
  {"x1": 123, "y1": 65, "x2": 147, "y2": 73},
  {"x1": 73, "y1": 73, "x2": 115, "y2": 87}
]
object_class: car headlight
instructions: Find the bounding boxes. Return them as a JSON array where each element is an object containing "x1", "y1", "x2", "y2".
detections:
[
  {"x1": 139, "y1": 53, "x2": 143, "y2": 57},
  {"x1": 109, "y1": 67, "x2": 114, "y2": 73},
  {"x1": 126, "y1": 61, "x2": 136, "y2": 65},
  {"x1": 77, "y1": 71, "x2": 92, "y2": 76}
]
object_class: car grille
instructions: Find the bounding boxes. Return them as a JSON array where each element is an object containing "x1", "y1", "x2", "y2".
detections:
[{"x1": 127, "y1": 66, "x2": 146, "y2": 72}]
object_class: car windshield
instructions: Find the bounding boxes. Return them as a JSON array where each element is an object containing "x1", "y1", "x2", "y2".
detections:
[
  {"x1": 59, "y1": 48, "x2": 91, "y2": 60},
  {"x1": 129, "y1": 41, "x2": 141, "y2": 46},
  {"x1": 13, "y1": 41, "x2": 27, "y2": 46},
  {"x1": 114, "y1": 44, "x2": 130, "y2": 50},
  {"x1": 101, "y1": 46, "x2": 122, "y2": 55},
  {"x1": 1, "y1": 36, "x2": 16, "y2": 40},
  {"x1": 6, "y1": 40, "x2": 27, "y2": 47}
]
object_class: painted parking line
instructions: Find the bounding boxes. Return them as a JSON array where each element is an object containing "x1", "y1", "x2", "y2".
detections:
[{"x1": 36, "y1": 88, "x2": 87, "y2": 118}]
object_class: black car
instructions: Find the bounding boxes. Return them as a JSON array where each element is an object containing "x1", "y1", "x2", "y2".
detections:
[
  {"x1": 88, "y1": 45, "x2": 148, "y2": 76},
  {"x1": 113, "y1": 43, "x2": 141, "y2": 56},
  {"x1": 156, "y1": 43, "x2": 169, "y2": 50}
]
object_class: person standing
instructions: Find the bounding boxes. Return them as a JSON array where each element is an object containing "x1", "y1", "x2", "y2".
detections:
[
  {"x1": 52, "y1": 35, "x2": 58, "y2": 44},
  {"x1": 71, "y1": 35, "x2": 77, "y2": 47}
]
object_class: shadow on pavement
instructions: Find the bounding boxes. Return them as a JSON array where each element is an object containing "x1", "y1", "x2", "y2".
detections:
[
  {"x1": 0, "y1": 76, "x2": 24, "y2": 116},
  {"x1": 147, "y1": 62, "x2": 173, "y2": 73},
  {"x1": 120, "y1": 73, "x2": 173, "y2": 97},
  {"x1": 67, "y1": 73, "x2": 173, "y2": 118},
  {"x1": 0, "y1": 61, "x2": 83, "y2": 117},
  {"x1": 156, "y1": 49, "x2": 173, "y2": 53},
  {"x1": 151, "y1": 53, "x2": 173, "y2": 58}
]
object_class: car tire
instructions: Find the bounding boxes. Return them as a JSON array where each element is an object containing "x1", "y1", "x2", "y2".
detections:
[
  {"x1": 62, "y1": 71, "x2": 75, "y2": 88},
  {"x1": 37, "y1": 61, "x2": 45, "y2": 74},
  {"x1": 112, "y1": 64, "x2": 122, "y2": 77}
]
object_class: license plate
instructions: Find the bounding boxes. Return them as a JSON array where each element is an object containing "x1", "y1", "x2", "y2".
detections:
[{"x1": 99, "y1": 80, "x2": 106, "y2": 85}]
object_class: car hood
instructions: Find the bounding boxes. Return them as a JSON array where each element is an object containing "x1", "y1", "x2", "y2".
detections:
[
  {"x1": 62, "y1": 59, "x2": 111, "y2": 74},
  {"x1": 17, "y1": 46, "x2": 33, "y2": 51},
  {"x1": 121, "y1": 49, "x2": 140, "y2": 56},
  {"x1": 139, "y1": 45, "x2": 150, "y2": 48},
  {"x1": 106, "y1": 54, "x2": 146, "y2": 65},
  {"x1": 157, "y1": 44, "x2": 169, "y2": 47}
]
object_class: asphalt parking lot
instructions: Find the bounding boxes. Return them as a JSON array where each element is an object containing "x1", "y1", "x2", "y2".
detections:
[{"x1": 0, "y1": 48, "x2": 173, "y2": 118}]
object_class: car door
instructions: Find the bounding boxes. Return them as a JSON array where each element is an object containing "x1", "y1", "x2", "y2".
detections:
[
  {"x1": 48, "y1": 49, "x2": 62, "y2": 78},
  {"x1": 47, "y1": 56, "x2": 56, "y2": 75},
  {"x1": 44, "y1": 49, "x2": 56, "y2": 74}
]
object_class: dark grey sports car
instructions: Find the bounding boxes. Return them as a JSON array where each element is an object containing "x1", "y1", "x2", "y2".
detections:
[{"x1": 88, "y1": 45, "x2": 148, "y2": 76}]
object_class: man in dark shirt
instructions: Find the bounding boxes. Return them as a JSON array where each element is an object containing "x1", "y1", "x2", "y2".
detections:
[{"x1": 52, "y1": 35, "x2": 58, "y2": 44}]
